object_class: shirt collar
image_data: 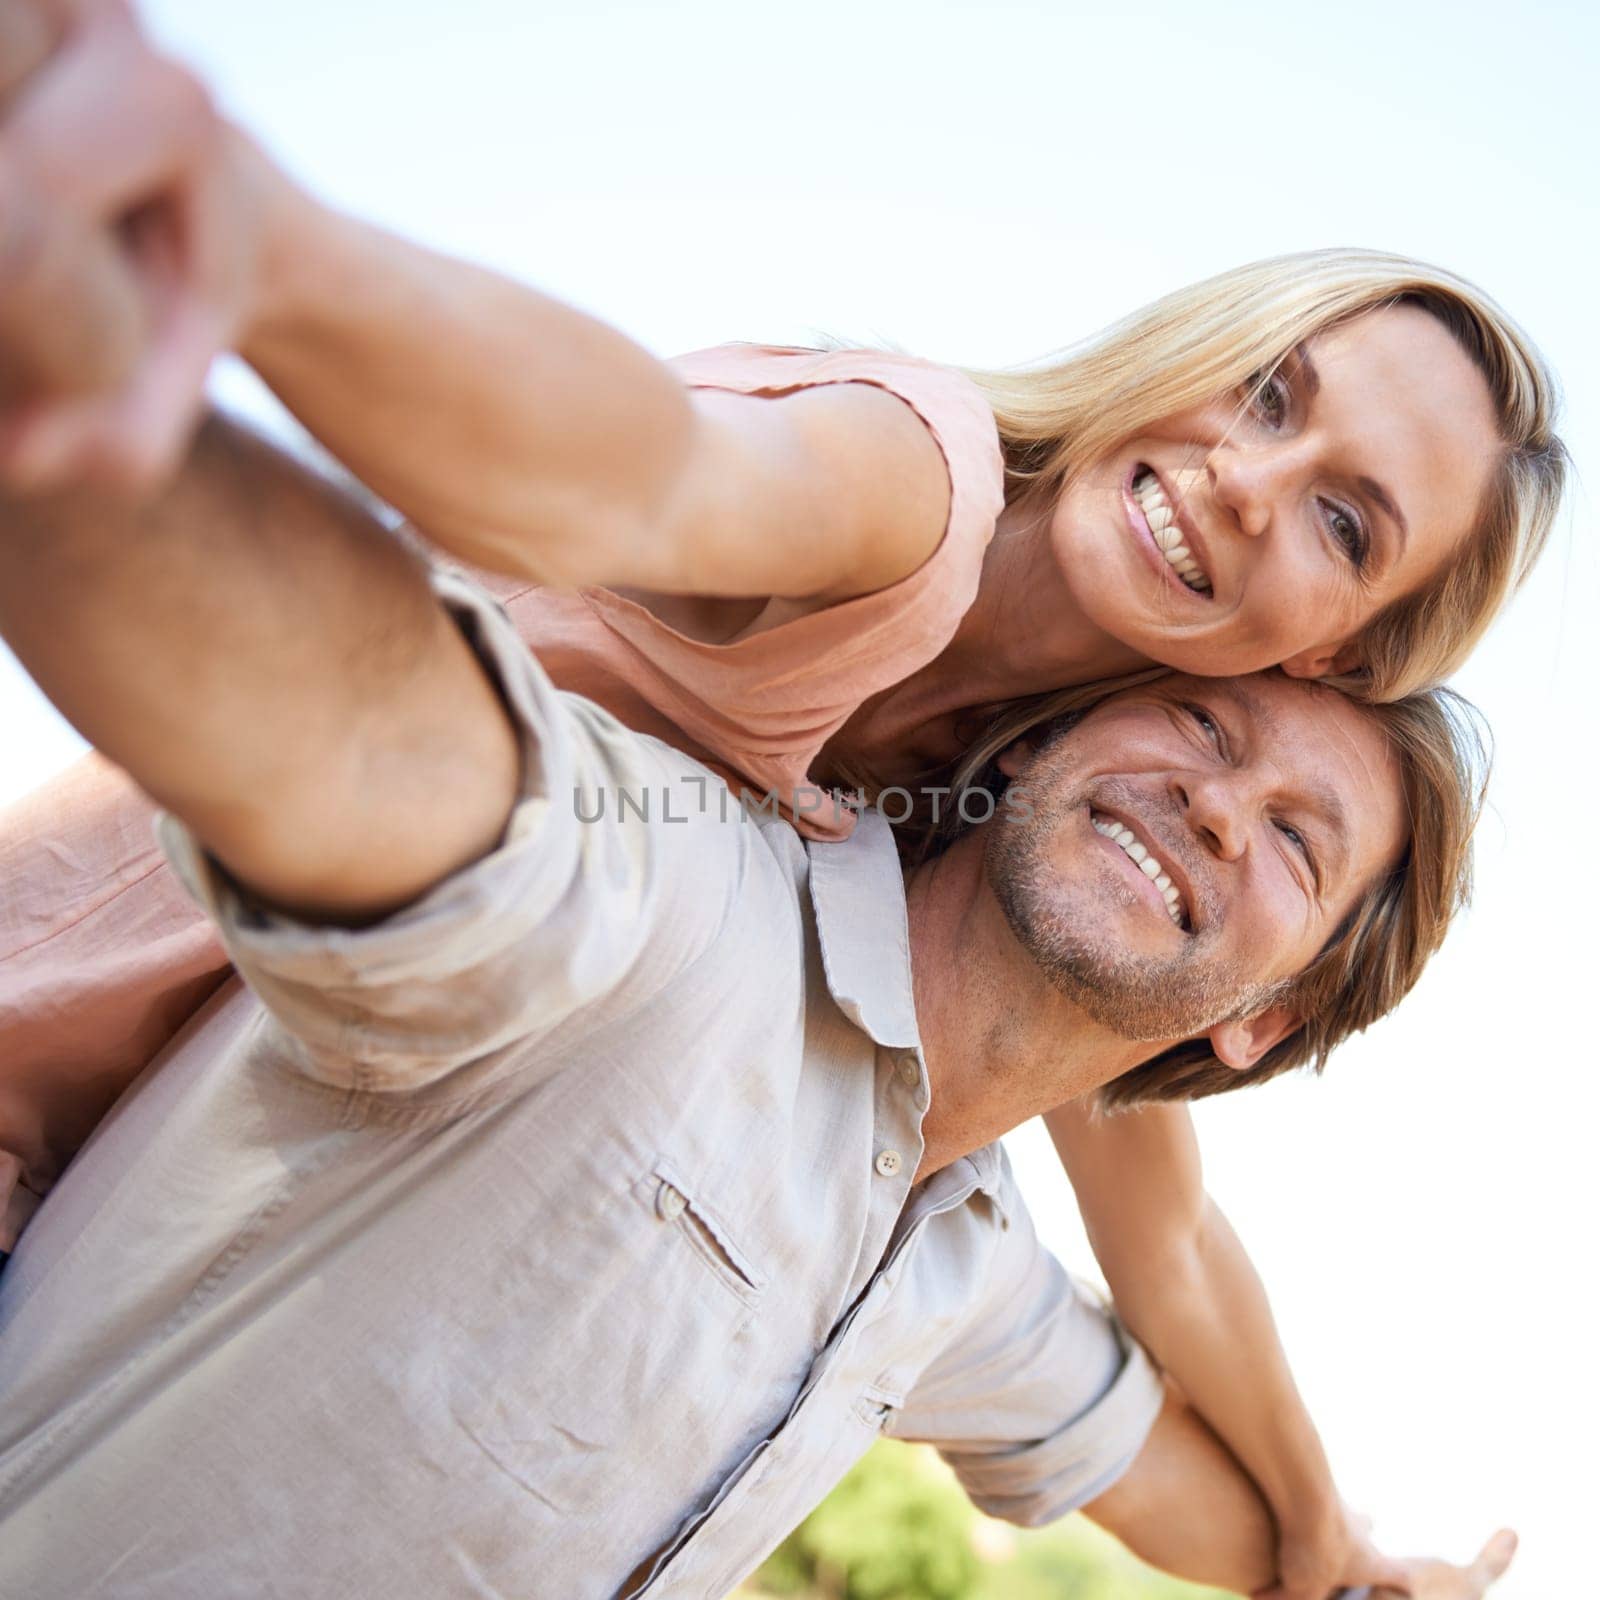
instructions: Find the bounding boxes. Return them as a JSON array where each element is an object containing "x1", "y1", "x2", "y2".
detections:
[
  {"x1": 805, "y1": 810, "x2": 920, "y2": 1051},
  {"x1": 808, "y1": 813, "x2": 1011, "y2": 1224},
  {"x1": 965, "y1": 1142, "x2": 1005, "y2": 1200}
]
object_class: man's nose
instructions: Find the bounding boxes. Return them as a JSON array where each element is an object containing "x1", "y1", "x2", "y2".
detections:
[{"x1": 1172, "y1": 771, "x2": 1251, "y2": 860}]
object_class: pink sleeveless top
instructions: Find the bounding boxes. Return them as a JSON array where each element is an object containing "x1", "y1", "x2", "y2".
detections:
[{"x1": 0, "y1": 344, "x2": 1004, "y2": 1246}]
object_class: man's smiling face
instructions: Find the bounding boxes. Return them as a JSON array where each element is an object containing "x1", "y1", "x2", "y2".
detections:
[{"x1": 984, "y1": 672, "x2": 1408, "y2": 1060}]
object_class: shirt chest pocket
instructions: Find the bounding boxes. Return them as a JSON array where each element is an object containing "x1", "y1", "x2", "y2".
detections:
[{"x1": 637, "y1": 1159, "x2": 768, "y2": 1313}]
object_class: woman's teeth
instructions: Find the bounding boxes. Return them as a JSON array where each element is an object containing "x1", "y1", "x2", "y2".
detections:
[
  {"x1": 1132, "y1": 468, "x2": 1212, "y2": 595},
  {"x1": 1092, "y1": 812, "x2": 1187, "y2": 928}
]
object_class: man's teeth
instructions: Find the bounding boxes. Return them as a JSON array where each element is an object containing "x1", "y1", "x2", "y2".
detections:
[
  {"x1": 1132, "y1": 469, "x2": 1211, "y2": 594},
  {"x1": 1092, "y1": 814, "x2": 1186, "y2": 927}
]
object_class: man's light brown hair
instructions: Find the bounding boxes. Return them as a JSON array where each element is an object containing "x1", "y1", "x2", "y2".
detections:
[{"x1": 898, "y1": 671, "x2": 1488, "y2": 1109}]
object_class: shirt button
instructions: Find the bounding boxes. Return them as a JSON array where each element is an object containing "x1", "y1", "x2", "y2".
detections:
[
  {"x1": 897, "y1": 1056, "x2": 921, "y2": 1088},
  {"x1": 656, "y1": 1182, "x2": 687, "y2": 1221},
  {"x1": 874, "y1": 1149, "x2": 903, "y2": 1179}
]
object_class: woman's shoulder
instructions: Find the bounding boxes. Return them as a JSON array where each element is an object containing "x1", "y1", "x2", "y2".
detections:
[{"x1": 670, "y1": 340, "x2": 1006, "y2": 566}]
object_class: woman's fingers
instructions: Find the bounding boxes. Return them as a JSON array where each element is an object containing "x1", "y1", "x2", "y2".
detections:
[
  {"x1": 0, "y1": 266, "x2": 224, "y2": 493},
  {"x1": 0, "y1": 0, "x2": 246, "y2": 485},
  {"x1": 1367, "y1": 1549, "x2": 1412, "y2": 1591},
  {"x1": 0, "y1": 0, "x2": 156, "y2": 409},
  {"x1": 1466, "y1": 1529, "x2": 1517, "y2": 1589},
  {"x1": 1371, "y1": 1528, "x2": 1518, "y2": 1600},
  {"x1": 0, "y1": 184, "x2": 148, "y2": 409},
  {"x1": 0, "y1": 1, "x2": 61, "y2": 110},
  {"x1": 5, "y1": 0, "x2": 217, "y2": 222},
  {"x1": 84, "y1": 290, "x2": 226, "y2": 490},
  {"x1": 0, "y1": 397, "x2": 100, "y2": 489}
]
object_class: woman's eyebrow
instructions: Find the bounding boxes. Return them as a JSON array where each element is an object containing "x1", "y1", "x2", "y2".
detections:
[
  {"x1": 1291, "y1": 342, "x2": 1322, "y2": 399},
  {"x1": 1356, "y1": 474, "x2": 1410, "y2": 549}
]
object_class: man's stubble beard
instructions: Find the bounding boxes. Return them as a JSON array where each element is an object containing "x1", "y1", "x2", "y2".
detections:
[{"x1": 985, "y1": 773, "x2": 1292, "y2": 1044}]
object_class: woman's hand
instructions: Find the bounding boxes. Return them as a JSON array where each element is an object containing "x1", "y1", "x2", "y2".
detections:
[
  {"x1": 1047, "y1": 1100, "x2": 1378, "y2": 1600},
  {"x1": 1256, "y1": 1521, "x2": 1516, "y2": 1600},
  {"x1": 1258, "y1": 1502, "x2": 1409, "y2": 1600},
  {"x1": 1375, "y1": 1528, "x2": 1519, "y2": 1599},
  {"x1": 0, "y1": 0, "x2": 281, "y2": 493}
]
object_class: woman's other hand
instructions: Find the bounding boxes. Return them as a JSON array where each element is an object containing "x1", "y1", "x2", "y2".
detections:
[
  {"x1": 1377, "y1": 1528, "x2": 1519, "y2": 1599},
  {"x1": 1257, "y1": 1521, "x2": 1516, "y2": 1600},
  {"x1": 1259, "y1": 1500, "x2": 1407, "y2": 1599}
]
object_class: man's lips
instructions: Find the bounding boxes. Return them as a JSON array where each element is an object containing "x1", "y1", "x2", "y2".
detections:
[{"x1": 1088, "y1": 805, "x2": 1195, "y2": 931}]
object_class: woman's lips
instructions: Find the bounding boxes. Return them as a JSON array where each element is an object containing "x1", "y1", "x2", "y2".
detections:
[{"x1": 1120, "y1": 464, "x2": 1214, "y2": 601}]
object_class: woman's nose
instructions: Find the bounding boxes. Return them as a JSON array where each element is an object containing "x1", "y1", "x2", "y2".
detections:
[{"x1": 1205, "y1": 442, "x2": 1281, "y2": 540}]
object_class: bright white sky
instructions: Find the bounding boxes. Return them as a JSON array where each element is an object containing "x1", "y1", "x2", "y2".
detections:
[{"x1": 3, "y1": 1, "x2": 1596, "y2": 1592}]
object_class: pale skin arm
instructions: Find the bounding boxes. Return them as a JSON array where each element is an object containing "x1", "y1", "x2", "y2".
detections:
[
  {"x1": 237, "y1": 156, "x2": 953, "y2": 604},
  {"x1": 0, "y1": 5, "x2": 954, "y2": 608},
  {"x1": 1045, "y1": 1097, "x2": 1403, "y2": 1600}
]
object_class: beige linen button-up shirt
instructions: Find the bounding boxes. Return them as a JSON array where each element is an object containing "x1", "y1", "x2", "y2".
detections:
[{"x1": 0, "y1": 571, "x2": 1162, "y2": 1599}]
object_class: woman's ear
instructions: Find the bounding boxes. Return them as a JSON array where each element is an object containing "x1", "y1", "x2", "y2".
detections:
[
  {"x1": 1207, "y1": 1005, "x2": 1300, "y2": 1071},
  {"x1": 1279, "y1": 641, "x2": 1363, "y2": 680}
]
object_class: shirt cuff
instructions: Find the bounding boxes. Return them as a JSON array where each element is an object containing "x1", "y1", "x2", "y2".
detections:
[{"x1": 953, "y1": 1326, "x2": 1166, "y2": 1528}]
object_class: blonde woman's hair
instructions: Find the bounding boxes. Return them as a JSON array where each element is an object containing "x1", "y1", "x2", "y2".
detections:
[
  {"x1": 958, "y1": 248, "x2": 1567, "y2": 700},
  {"x1": 902, "y1": 670, "x2": 1488, "y2": 1110}
]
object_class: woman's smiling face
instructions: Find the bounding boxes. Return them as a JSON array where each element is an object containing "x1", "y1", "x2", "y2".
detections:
[{"x1": 1048, "y1": 304, "x2": 1504, "y2": 679}]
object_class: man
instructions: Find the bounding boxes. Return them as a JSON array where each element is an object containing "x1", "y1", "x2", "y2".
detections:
[
  {"x1": 0, "y1": 8, "x2": 1519, "y2": 1596},
  {"x1": 0, "y1": 414, "x2": 1510, "y2": 1598}
]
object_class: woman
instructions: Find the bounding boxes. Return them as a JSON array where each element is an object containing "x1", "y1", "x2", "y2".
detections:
[{"x1": 0, "y1": 22, "x2": 1567, "y2": 1599}]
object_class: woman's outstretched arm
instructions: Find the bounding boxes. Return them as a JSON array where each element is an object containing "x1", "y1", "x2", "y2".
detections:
[
  {"x1": 0, "y1": 9, "x2": 953, "y2": 605},
  {"x1": 238, "y1": 148, "x2": 954, "y2": 603},
  {"x1": 1045, "y1": 1097, "x2": 1405, "y2": 1600}
]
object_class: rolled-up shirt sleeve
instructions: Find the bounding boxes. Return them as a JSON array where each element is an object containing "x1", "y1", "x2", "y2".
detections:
[
  {"x1": 155, "y1": 565, "x2": 756, "y2": 1096},
  {"x1": 888, "y1": 1202, "x2": 1165, "y2": 1527}
]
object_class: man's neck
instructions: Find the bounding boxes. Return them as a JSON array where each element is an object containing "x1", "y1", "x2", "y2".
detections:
[{"x1": 903, "y1": 833, "x2": 1156, "y2": 1181}]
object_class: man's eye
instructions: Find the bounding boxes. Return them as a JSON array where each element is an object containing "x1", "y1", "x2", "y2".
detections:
[
  {"x1": 1186, "y1": 705, "x2": 1222, "y2": 747},
  {"x1": 1276, "y1": 819, "x2": 1311, "y2": 861}
]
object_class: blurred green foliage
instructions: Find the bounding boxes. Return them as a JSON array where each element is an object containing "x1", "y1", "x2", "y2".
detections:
[{"x1": 736, "y1": 1440, "x2": 1236, "y2": 1600}]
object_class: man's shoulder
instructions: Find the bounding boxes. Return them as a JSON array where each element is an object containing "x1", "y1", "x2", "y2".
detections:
[
  {"x1": 559, "y1": 687, "x2": 816, "y2": 884},
  {"x1": 434, "y1": 560, "x2": 805, "y2": 875}
]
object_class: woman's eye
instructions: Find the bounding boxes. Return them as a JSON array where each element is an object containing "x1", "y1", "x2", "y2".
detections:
[
  {"x1": 1245, "y1": 370, "x2": 1290, "y2": 430},
  {"x1": 1322, "y1": 500, "x2": 1369, "y2": 569}
]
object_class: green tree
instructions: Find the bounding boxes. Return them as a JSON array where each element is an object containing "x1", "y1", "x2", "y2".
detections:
[{"x1": 740, "y1": 1441, "x2": 1234, "y2": 1600}]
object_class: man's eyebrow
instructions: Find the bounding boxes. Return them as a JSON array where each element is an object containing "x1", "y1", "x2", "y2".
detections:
[
  {"x1": 1297, "y1": 778, "x2": 1353, "y2": 886},
  {"x1": 1212, "y1": 680, "x2": 1353, "y2": 884},
  {"x1": 1294, "y1": 345, "x2": 1411, "y2": 555}
]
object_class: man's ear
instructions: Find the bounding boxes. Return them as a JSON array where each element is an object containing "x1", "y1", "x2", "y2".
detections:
[
  {"x1": 1279, "y1": 640, "x2": 1363, "y2": 680},
  {"x1": 1206, "y1": 1004, "x2": 1301, "y2": 1071},
  {"x1": 995, "y1": 736, "x2": 1040, "y2": 777}
]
